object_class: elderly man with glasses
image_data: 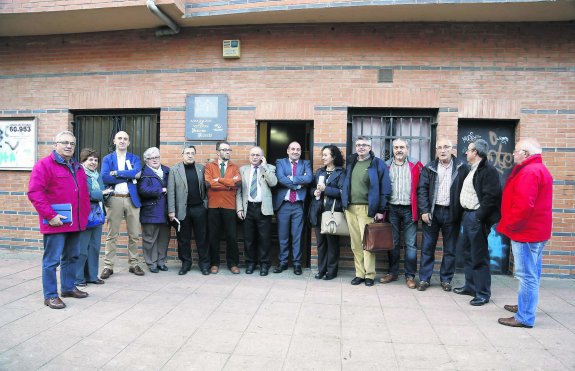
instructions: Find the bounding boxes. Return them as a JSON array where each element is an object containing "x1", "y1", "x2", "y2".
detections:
[
  {"x1": 28, "y1": 131, "x2": 91, "y2": 309},
  {"x1": 416, "y1": 137, "x2": 469, "y2": 292}
]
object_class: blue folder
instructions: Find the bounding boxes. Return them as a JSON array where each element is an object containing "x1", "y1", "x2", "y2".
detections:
[{"x1": 42, "y1": 203, "x2": 73, "y2": 225}]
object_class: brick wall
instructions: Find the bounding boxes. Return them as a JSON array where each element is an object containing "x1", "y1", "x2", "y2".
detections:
[{"x1": 1, "y1": 22, "x2": 573, "y2": 276}]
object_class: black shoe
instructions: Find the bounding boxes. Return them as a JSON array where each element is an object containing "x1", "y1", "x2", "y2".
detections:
[
  {"x1": 294, "y1": 266, "x2": 302, "y2": 275},
  {"x1": 178, "y1": 263, "x2": 191, "y2": 276},
  {"x1": 351, "y1": 277, "x2": 365, "y2": 285},
  {"x1": 149, "y1": 267, "x2": 159, "y2": 273},
  {"x1": 76, "y1": 282, "x2": 87, "y2": 287},
  {"x1": 365, "y1": 278, "x2": 374, "y2": 287},
  {"x1": 470, "y1": 297, "x2": 489, "y2": 306},
  {"x1": 201, "y1": 269, "x2": 210, "y2": 276},
  {"x1": 100, "y1": 268, "x2": 113, "y2": 279},
  {"x1": 88, "y1": 279, "x2": 105, "y2": 285},
  {"x1": 441, "y1": 281, "x2": 452, "y2": 292},
  {"x1": 417, "y1": 281, "x2": 430, "y2": 291},
  {"x1": 453, "y1": 287, "x2": 475, "y2": 296},
  {"x1": 315, "y1": 272, "x2": 325, "y2": 280},
  {"x1": 273, "y1": 264, "x2": 288, "y2": 273},
  {"x1": 260, "y1": 266, "x2": 269, "y2": 276},
  {"x1": 158, "y1": 265, "x2": 168, "y2": 271},
  {"x1": 245, "y1": 265, "x2": 255, "y2": 274},
  {"x1": 323, "y1": 274, "x2": 337, "y2": 281}
]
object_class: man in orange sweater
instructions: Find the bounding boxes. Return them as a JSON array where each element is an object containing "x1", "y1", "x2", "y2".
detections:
[{"x1": 205, "y1": 141, "x2": 242, "y2": 274}]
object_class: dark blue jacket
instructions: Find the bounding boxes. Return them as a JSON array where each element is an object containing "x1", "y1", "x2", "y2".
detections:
[
  {"x1": 101, "y1": 151, "x2": 142, "y2": 208},
  {"x1": 137, "y1": 165, "x2": 170, "y2": 224},
  {"x1": 309, "y1": 166, "x2": 345, "y2": 226},
  {"x1": 341, "y1": 152, "x2": 391, "y2": 218}
]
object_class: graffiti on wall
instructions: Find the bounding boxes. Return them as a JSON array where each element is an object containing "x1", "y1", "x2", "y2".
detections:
[{"x1": 460, "y1": 129, "x2": 513, "y2": 176}]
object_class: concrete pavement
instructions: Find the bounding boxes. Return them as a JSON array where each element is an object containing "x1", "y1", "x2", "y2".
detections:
[{"x1": 0, "y1": 249, "x2": 574, "y2": 370}]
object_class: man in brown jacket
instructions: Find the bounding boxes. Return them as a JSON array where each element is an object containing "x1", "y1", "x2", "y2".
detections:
[{"x1": 205, "y1": 141, "x2": 242, "y2": 274}]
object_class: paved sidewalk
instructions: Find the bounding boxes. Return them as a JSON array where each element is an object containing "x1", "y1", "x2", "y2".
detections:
[{"x1": 0, "y1": 250, "x2": 574, "y2": 370}]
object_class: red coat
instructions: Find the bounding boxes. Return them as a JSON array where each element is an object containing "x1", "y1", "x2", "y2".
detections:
[
  {"x1": 28, "y1": 152, "x2": 91, "y2": 234},
  {"x1": 386, "y1": 158, "x2": 423, "y2": 221},
  {"x1": 497, "y1": 154, "x2": 553, "y2": 242}
]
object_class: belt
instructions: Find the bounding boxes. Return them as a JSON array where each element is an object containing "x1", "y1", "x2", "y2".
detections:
[
  {"x1": 112, "y1": 194, "x2": 130, "y2": 198},
  {"x1": 434, "y1": 204, "x2": 449, "y2": 209},
  {"x1": 390, "y1": 204, "x2": 410, "y2": 207},
  {"x1": 248, "y1": 201, "x2": 262, "y2": 205},
  {"x1": 463, "y1": 208, "x2": 477, "y2": 212},
  {"x1": 284, "y1": 200, "x2": 303, "y2": 204}
]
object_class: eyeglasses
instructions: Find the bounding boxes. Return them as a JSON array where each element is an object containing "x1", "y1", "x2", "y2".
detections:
[
  {"x1": 465, "y1": 148, "x2": 476, "y2": 153},
  {"x1": 355, "y1": 143, "x2": 370, "y2": 148},
  {"x1": 147, "y1": 156, "x2": 160, "y2": 160},
  {"x1": 219, "y1": 148, "x2": 232, "y2": 152},
  {"x1": 436, "y1": 145, "x2": 452, "y2": 151},
  {"x1": 57, "y1": 141, "x2": 76, "y2": 147},
  {"x1": 513, "y1": 149, "x2": 527, "y2": 155},
  {"x1": 250, "y1": 154, "x2": 262, "y2": 157}
]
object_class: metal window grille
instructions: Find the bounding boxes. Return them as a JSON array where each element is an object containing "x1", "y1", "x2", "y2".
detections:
[{"x1": 349, "y1": 112, "x2": 435, "y2": 164}]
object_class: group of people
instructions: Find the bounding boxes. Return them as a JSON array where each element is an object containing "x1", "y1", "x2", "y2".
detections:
[{"x1": 28, "y1": 131, "x2": 552, "y2": 329}]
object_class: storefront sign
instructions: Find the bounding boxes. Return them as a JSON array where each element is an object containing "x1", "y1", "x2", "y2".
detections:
[
  {"x1": 0, "y1": 118, "x2": 37, "y2": 170},
  {"x1": 185, "y1": 94, "x2": 228, "y2": 140}
]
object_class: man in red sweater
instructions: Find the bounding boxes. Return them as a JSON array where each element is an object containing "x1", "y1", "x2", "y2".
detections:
[
  {"x1": 497, "y1": 137, "x2": 553, "y2": 328},
  {"x1": 205, "y1": 141, "x2": 242, "y2": 274}
]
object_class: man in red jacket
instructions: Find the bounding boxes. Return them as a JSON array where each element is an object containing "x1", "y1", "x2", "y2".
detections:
[
  {"x1": 497, "y1": 138, "x2": 553, "y2": 328},
  {"x1": 28, "y1": 131, "x2": 91, "y2": 309}
]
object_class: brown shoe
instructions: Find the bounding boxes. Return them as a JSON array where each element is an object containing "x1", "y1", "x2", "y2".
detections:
[
  {"x1": 61, "y1": 288, "x2": 89, "y2": 299},
  {"x1": 44, "y1": 297, "x2": 66, "y2": 309},
  {"x1": 504, "y1": 304, "x2": 518, "y2": 313},
  {"x1": 406, "y1": 278, "x2": 416, "y2": 289},
  {"x1": 498, "y1": 316, "x2": 532, "y2": 328},
  {"x1": 230, "y1": 266, "x2": 240, "y2": 274},
  {"x1": 129, "y1": 266, "x2": 145, "y2": 276},
  {"x1": 210, "y1": 266, "x2": 219, "y2": 274},
  {"x1": 100, "y1": 268, "x2": 113, "y2": 279},
  {"x1": 379, "y1": 274, "x2": 398, "y2": 284}
]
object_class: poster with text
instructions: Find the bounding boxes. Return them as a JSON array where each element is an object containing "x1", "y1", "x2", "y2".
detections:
[{"x1": 0, "y1": 118, "x2": 37, "y2": 170}]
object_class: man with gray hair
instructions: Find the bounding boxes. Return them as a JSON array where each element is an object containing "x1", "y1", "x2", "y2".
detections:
[
  {"x1": 497, "y1": 138, "x2": 553, "y2": 328},
  {"x1": 453, "y1": 139, "x2": 502, "y2": 306}
]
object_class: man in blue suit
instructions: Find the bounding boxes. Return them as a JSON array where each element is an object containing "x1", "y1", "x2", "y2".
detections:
[
  {"x1": 100, "y1": 131, "x2": 144, "y2": 279},
  {"x1": 272, "y1": 141, "x2": 312, "y2": 275}
]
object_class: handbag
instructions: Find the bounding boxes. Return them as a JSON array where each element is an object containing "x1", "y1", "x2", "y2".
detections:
[
  {"x1": 320, "y1": 201, "x2": 349, "y2": 236},
  {"x1": 362, "y1": 218, "x2": 393, "y2": 252},
  {"x1": 86, "y1": 202, "x2": 105, "y2": 228}
]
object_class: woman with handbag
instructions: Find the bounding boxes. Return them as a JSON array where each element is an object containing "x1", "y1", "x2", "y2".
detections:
[
  {"x1": 310, "y1": 145, "x2": 345, "y2": 280},
  {"x1": 137, "y1": 147, "x2": 171, "y2": 273},
  {"x1": 76, "y1": 148, "x2": 113, "y2": 287}
]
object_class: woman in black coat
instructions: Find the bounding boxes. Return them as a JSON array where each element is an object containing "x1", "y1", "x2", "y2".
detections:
[
  {"x1": 137, "y1": 147, "x2": 170, "y2": 273},
  {"x1": 310, "y1": 145, "x2": 345, "y2": 280}
]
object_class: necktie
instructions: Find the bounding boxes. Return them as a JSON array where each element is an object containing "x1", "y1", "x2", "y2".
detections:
[
  {"x1": 250, "y1": 166, "x2": 258, "y2": 199},
  {"x1": 220, "y1": 162, "x2": 226, "y2": 177},
  {"x1": 289, "y1": 161, "x2": 297, "y2": 203}
]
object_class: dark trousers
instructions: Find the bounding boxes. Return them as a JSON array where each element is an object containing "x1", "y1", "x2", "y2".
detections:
[
  {"x1": 208, "y1": 207, "x2": 239, "y2": 268},
  {"x1": 276, "y1": 201, "x2": 304, "y2": 266},
  {"x1": 314, "y1": 227, "x2": 340, "y2": 277},
  {"x1": 419, "y1": 205, "x2": 458, "y2": 283},
  {"x1": 243, "y1": 202, "x2": 272, "y2": 268},
  {"x1": 42, "y1": 232, "x2": 81, "y2": 299},
  {"x1": 460, "y1": 210, "x2": 491, "y2": 300},
  {"x1": 387, "y1": 204, "x2": 418, "y2": 278},
  {"x1": 177, "y1": 204, "x2": 209, "y2": 270}
]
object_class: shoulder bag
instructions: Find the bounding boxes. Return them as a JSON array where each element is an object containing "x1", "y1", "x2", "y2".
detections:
[
  {"x1": 86, "y1": 202, "x2": 105, "y2": 228},
  {"x1": 320, "y1": 201, "x2": 349, "y2": 236}
]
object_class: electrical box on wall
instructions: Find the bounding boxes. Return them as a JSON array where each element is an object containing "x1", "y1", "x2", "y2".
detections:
[{"x1": 223, "y1": 40, "x2": 241, "y2": 59}]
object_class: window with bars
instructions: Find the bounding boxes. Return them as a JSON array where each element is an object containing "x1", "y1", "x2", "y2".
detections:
[
  {"x1": 348, "y1": 109, "x2": 436, "y2": 165},
  {"x1": 72, "y1": 110, "x2": 160, "y2": 163}
]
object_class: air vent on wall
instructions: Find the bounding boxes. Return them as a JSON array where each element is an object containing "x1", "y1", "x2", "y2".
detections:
[{"x1": 378, "y1": 69, "x2": 393, "y2": 83}]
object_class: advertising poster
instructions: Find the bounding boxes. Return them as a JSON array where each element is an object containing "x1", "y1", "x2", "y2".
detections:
[{"x1": 0, "y1": 118, "x2": 37, "y2": 170}]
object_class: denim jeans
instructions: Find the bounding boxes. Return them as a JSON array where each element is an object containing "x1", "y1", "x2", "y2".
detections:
[
  {"x1": 43, "y1": 232, "x2": 82, "y2": 299},
  {"x1": 76, "y1": 225, "x2": 103, "y2": 285},
  {"x1": 512, "y1": 240, "x2": 547, "y2": 327},
  {"x1": 419, "y1": 206, "x2": 458, "y2": 283},
  {"x1": 388, "y1": 204, "x2": 418, "y2": 278}
]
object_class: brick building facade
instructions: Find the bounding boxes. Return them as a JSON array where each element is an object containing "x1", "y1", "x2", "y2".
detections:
[{"x1": 1, "y1": 1, "x2": 573, "y2": 277}]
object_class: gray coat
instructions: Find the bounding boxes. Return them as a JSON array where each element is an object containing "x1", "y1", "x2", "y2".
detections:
[
  {"x1": 167, "y1": 162, "x2": 208, "y2": 220},
  {"x1": 236, "y1": 163, "x2": 277, "y2": 216}
]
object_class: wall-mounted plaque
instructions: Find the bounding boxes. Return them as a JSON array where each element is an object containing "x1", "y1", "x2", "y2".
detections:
[
  {"x1": 185, "y1": 94, "x2": 228, "y2": 140},
  {"x1": 0, "y1": 117, "x2": 37, "y2": 170}
]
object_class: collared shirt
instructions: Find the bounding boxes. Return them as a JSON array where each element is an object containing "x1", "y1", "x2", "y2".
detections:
[
  {"x1": 248, "y1": 165, "x2": 262, "y2": 203},
  {"x1": 219, "y1": 160, "x2": 228, "y2": 175},
  {"x1": 389, "y1": 159, "x2": 411, "y2": 205},
  {"x1": 460, "y1": 162, "x2": 480, "y2": 210},
  {"x1": 435, "y1": 159, "x2": 453, "y2": 206},
  {"x1": 114, "y1": 153, "x2": 129, "y2": 195},
  {"x1": 284, "y1": 159, "x2": 300, "y2": 202}
]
